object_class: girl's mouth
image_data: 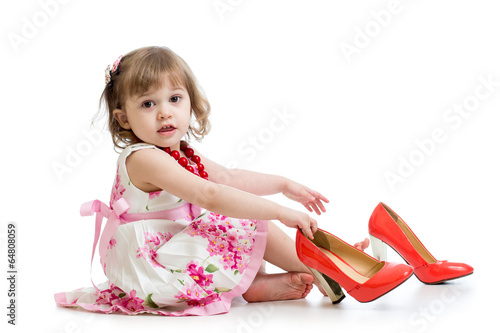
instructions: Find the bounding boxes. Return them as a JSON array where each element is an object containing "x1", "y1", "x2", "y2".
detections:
[{"x1": 158, "y1": 125, "x2": 176, "y2": 133}]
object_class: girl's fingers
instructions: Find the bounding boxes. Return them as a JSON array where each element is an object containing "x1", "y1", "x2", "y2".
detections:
[
  {"x1": 318, "y1": 193, "x2": 329, "y2": 203},
  {"x1": 310, "y1": 217, "x2": 318, "y2": 234},
  {"x1": 316, "y1": 200, "x2": 326, "y2": 213},
  {"x1": 308, "y1": 204, "x2": 320, "y2": 215},
  {"x1": 301, "y1": 224, "x2": 314, "y2": 239},
  {"x1": 300, "y1": 226, "x2": 312, "y2": 239},
  {"x1": 297, "y1": 215, "x2": 318, "y2": 239},
  {"x1": 306, "y1": 189, "x2": 329, "y2": 204},
  {"x1": 307, "y1": 200, "x2": 325, "y2": 215},
  {"x1": 303, "y1": 190, "x2": 328, "y2": 215}
]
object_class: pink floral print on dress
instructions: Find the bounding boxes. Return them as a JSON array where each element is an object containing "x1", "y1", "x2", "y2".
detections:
[
  {"x1": 185, "y1": 260, "x2": 214, "y2": 288},
  {"x1": 110, "y1": 165, "x2": 126, "y2": 208},
  {"x1": 148, "y1": 191, "x2": 162, "y2": 200},
  {"x1": 184, "y1": 212, "x2": 257, "y2": 275},
  {"x1": 108, "y1": 238, "x2": 117, "y2": 249},
  {"x1": 136, "y1": 232, "x2": 174, "y2": 268},
  {"x1": 95, "y1": 283, "x2": 147, "y2": 312},
  {"x1": 174, "y1": 283, "x2": 221, "y2": 307},
  {"x1": 173, "y1": 260, "x2": 222, "y2": 307}
]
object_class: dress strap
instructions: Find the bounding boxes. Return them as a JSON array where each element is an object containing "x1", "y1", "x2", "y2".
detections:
[{"x1": 80, "y1": 198, "x2": 203, "y2": 291}]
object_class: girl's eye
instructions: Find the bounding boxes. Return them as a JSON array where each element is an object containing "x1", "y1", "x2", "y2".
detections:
[
  {"x1": 141, "y1": 101, "x2": 155, "y2": 108},
  {"x1": 170, "y1": 95, "x2": 181, "y2": 103}
]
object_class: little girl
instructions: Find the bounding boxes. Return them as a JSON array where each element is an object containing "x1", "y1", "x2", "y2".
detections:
[{"x1": 55, "y1": 46, "x2": 368, "y2": 316}]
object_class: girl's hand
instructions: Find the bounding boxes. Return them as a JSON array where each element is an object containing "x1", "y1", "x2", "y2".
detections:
[
  {"x1": 277, "y1": 207, "x2": 318, "y2": 239},
  {"x1": 282, "y1": 180, "x2": 329, "y2": 215}
]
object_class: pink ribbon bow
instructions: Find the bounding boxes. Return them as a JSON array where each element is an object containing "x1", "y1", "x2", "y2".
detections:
[{"x1": 80, "y1": 198, "x2": 130, "y2": 290}]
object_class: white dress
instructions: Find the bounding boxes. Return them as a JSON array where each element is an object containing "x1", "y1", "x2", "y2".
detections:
[{"x1": 55, "y1": 143, "x2": 268, "y2": 316}]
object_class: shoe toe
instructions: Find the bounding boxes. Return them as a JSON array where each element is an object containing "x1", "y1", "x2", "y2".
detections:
[
  {"x1": 349, "y1": 262, "x2": 413, "y2": 302},
  {"x1": 415, "y1": 261, "x2": 473, "y2": 284},
  {"x1": 383, "y1": 262, "x2": 414, "y2": 283}
]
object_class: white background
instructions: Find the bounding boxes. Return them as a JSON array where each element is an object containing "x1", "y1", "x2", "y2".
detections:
[{"x1": 1, "y1": 0, "x2": 498, "y2": 332}]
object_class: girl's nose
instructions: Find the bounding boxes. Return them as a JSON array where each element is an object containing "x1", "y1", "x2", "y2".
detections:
[{"x1": 157, "y1": 105, "x2": 172, "y2": 120}]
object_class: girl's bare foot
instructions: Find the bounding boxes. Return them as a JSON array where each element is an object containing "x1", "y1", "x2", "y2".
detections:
[{"x1": 242, "y1": 272, "x2": 314, "y2": 302}]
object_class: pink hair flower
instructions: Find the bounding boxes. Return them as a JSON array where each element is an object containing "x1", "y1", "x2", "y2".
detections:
[{"x1": 105, "y1": 55, "x2": 122, "y2": 85}]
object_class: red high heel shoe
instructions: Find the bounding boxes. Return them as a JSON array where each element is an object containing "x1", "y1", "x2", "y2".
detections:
[
  {"x1": 296, "y1": 228, "x2": 413, "y2": 303},
  {"x1": 369, "y1": 202, "x2": 474, "y2": 284}
]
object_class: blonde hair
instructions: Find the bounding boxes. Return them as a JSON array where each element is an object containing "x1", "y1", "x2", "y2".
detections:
[{"x1": 98, "y1": 46, "x2": 211, "y2": 150}]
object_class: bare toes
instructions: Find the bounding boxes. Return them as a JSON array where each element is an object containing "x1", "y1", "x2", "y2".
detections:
[{"x1": 243, "y1": 272, "x2": 314, "y2": 302}]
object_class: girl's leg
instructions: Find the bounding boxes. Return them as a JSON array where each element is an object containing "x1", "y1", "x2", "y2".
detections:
[{"x1": 242, "y1": 222, "x2": 318, "y2": 302}]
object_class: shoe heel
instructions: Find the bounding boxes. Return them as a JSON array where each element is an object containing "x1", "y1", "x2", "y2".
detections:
[
  {"x1": 309, "y1": 268, "x2": 345, "y2": 304},
  {"x1": 370, "y1": 235, "x2": 388, "y2": 261}
]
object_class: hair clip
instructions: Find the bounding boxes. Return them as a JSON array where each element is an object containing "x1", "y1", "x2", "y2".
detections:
[{"x1": 105, "y1": 55, "x2": 123, "y2": 85}]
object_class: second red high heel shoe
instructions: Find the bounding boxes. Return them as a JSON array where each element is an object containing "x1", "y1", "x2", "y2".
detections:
[
  {"x1": 296, "y1": 228, "x2": 413, "y2": 303},
  {"x1": 369, "y1": 202, "x2": 474, "y2": 284}
]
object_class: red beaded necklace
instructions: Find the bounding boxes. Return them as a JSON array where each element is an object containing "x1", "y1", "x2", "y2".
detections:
[{"x1": 162, "y1": 143, "x2": 209, "y2": 180}]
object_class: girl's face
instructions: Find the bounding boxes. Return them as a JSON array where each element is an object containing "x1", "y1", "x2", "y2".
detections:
[{"x1": 113, "y1": 74, "x2": 191, "y2": 150}]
